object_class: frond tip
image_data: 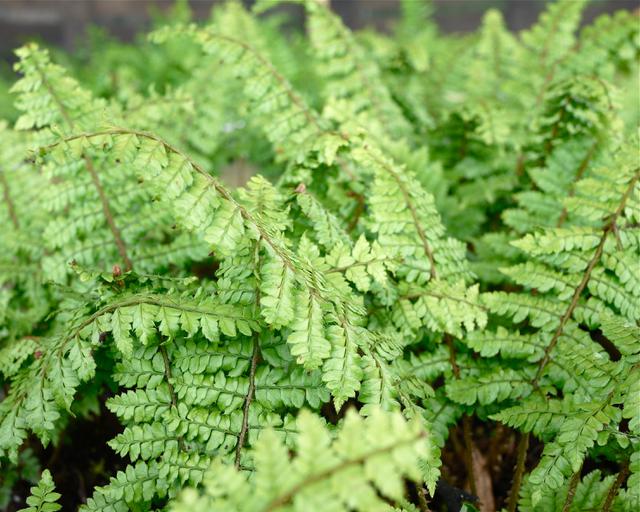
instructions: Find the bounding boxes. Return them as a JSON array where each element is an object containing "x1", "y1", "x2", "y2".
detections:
[{"x1": 19, "y1": 469, "x2": 61, "y2": 512}]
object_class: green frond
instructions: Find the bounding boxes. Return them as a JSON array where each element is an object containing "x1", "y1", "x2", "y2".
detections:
[
  {"x1": 11, "y1": 44, "x2": 108, "y2": 134},
  {"x1": 525, "y1": 399, "x2": 619, "y2": 502},
  {"x1": 492, "y1": 397, "x2": 573, "y2": 439},
  {"x1": 295, "y1": 190, "x2": 351, "y2": 249},
  {"x1": 298, "y1": 0, "x2": 412, "y2": 140},
  {"x1": 520, "y1": 0, "x2": 586, "y2": 73},
  {"x1": 169, "y1": 408, "x2": 427, "y2": 512},
  {"x1": 519, "y1": 469, "x2": 616, "y2": 512},
  {"x1": 464, "y1": 327, "x2": 544, "y2": 361},
  {"x1": 19, "y1": 469, "x2": 61, "y2": 512},
  {"x1": 151, "y1": 23, "x2": 344, "y2": 169},
  {"x1": 395, "y1": 280, "x2": 486, "y2": 337},
  {"x1": 446, "y1": 367, "x2": 532, "y2": 406},
  {"x1": 600, "y1": 313, "x2": 640, "y2": 356}
]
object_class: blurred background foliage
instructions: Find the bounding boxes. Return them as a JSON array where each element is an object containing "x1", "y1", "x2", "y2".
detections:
[
  {"x1": 1, "y1": 1, "x2": 638, "y2": 58},
  {"x1": 0, "y1": 0, "x2": 637, "y2": 124}
]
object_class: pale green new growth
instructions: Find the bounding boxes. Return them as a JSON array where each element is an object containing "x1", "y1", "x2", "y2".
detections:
[{"x1": 20, "y1": 470, "x2": 61, "y2": 512}]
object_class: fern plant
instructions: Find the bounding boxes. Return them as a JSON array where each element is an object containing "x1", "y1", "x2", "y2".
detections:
[{"x1": 0, "y1": 0, "x2": 638, "y2": 511}]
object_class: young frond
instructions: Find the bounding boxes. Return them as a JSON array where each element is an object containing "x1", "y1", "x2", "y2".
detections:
[{"x1": 19, "y1": 469, "x2": 61, "y2": 512}]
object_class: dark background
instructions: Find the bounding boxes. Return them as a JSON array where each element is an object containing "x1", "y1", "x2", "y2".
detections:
[{"x1": 1, "y1": 0, "x2": 639, "y2": 65}]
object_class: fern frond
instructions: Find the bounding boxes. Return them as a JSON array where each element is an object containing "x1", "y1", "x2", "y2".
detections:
[
  {"x1": 484, "y1": 144, "x2": 640, "y2": 502},
  {"x1": 19, "y1": 469, "x2": 61, "y2": 512},
  {"x1": 293, "y1": 0, "x2": 411, "y2": 140},
  {"x1": 169, "y1": 408, "x2": 427, "y2": 512},
  {"x1": 151, "y1": 24, "x2": 345, "y2": 169}
]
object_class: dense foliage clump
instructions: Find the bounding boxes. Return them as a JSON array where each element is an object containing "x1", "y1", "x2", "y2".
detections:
[{"x1": 0, "y1": 1, "x2": 638, "y2": 511}]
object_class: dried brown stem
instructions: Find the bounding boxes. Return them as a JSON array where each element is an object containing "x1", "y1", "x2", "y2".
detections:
[{"x1": 414, "y1": 482, "x2": 431, "y2": 512}]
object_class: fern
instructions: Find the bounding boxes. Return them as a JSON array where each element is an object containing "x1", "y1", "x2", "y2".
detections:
[{"x1": 0, "y1": 1, "x2": 638, "y2": 510}]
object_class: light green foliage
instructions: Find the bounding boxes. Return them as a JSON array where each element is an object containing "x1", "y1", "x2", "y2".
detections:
[
  {"x1": 0, "y1": 0, "x2": 638, "y2": 511},
  {"x1": 295, "y1": 0, "x2": 412, "y2": 139},
  {"x1": 477, "y1": 145, "x2": 639, "y2": 505},
  {"x1": 20, "y1": 469, "x2": 61, "y2": 512},
  {"x1": 518, "y1": 469, "x2": 617, "y2": 512},
  {"x1": 169, "y1": 408, "x2": 427, "y2": 512}
]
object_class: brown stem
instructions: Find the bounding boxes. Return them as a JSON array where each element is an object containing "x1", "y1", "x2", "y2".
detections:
[
  {"x1": 462, "y1": 416, "x2": 477, "y2": 497},
  {"x1": 0, "y1": 171, "x2": 19, "y2": 229},
  {"x1": 445, "y1": 334, "x2": 477, "y2": 496},
  {"x1": 84, "y1": 155, "x2": 133, "y2": 270},
  {"x1": 159, "y1": 344, "x2": 186, "y2": 451},
  {"x1": 561, "y1": 464, "x2": 583, "y2": 512},
  {"x1": 234, "y1": 333, "x2": 260, "y2": 469},
  {"x1": 414, "y1": 482, "x2": 431, "y2": 512},
  {"x1": 346, "y1": 191, "x2": 365, "y2": 232},
  {"x1": 486, "y1": 422, "x2": 507, "y2": 472},
  {"x1": 515, "y1": 153, "x2": 526, "y2": 178},
  {"x1": 544, "y1": 108, "x2": 564, "y2": 157},
  {"x1": 612, "y1": 221, "x2": 623, "y2": 250},
  {"x1": 235, "y1": 237, "x2": 263, "y2": 468},
  {"x1": 449, "y1": 425, "x2": 464, "y2": 458},
  {"x1": 507, "y1": 432, "x2": 530, "y2": 512},
  {"x1": 445, "y1": 334, "x2": 460, "y2": 379},
  {"x1": 602, "y1": 462, "x2": 629, "y2": 512},
  {"x1": 159, "y1": 345, "x2": 178, "y2": 407}
]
